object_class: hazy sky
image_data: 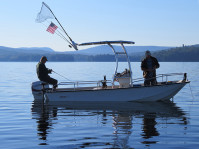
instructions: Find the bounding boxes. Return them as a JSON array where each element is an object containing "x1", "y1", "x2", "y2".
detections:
[{"x1": 0, "y1": 0, "x2": 199, "y2": 51}]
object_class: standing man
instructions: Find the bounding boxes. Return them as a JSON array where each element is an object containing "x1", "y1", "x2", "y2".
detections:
[
  {"x1": 36, "y1": 56, "x2": 58, "y2": 89},
  {"x1": 141, "y1": 50, "x2": 160, "y2": 86}
]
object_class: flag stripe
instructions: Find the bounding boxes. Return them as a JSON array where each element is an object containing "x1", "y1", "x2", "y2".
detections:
[{"x1": 46, "y1": 22, "x2": 58, "y2": 34}]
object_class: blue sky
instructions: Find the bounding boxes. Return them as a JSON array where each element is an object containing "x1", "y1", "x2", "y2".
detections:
[{"x1": 0, "y1": 0, "x2": 199, "y2": 51}]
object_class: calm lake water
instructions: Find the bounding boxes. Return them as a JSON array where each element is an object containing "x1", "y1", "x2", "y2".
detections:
[{"x1": 0, "y1": 62, "x2": 199, "y2": 149}]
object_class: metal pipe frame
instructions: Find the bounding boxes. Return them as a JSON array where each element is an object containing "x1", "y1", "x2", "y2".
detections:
[
  {"x1": 108, "y1": 43, "x2": 133, "y2": 87},
  {"x1": 108, "y1": 44, "x2": 118, "y2": 86},
  {"x1": 121, "y1": 43, "x2": 133, "y2": 86}
]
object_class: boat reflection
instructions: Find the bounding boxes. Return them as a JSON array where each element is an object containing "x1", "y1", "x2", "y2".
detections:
[
  {"x1": 31, "y1": 99, "x2": 187, "y2": 147},
  {"x1": 142, "y1": 113, "x2": 159, "y2": 138}
]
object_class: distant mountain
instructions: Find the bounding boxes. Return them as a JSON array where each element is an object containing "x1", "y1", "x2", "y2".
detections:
[
  {"x1": 18, "y1": 47, "x2": 54, "y2": 54},
  {"x1": 192, "y1": 44, "x2": 199, "y2": 47},
  {"x1": 0, "y1": 46, "x2": 55, "y2": 61},
  {"x1": 0, "y1": 44, "x2": 198, "y2": 62},
  {"x1": 0, "y1": 45, "x2": 172, "y2": 58},
  {"x1": 0, "y1": 46, "x2": 54, "y2": 54},
  {"x1": 153, "y1": 45, "x2": 199, "y2": 62},
  {"x1": 66, "y1": 45, "x2": 173, "y2": 56}
]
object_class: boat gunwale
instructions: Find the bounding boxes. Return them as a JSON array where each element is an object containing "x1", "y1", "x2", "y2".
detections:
[{"x1": 46, "y1": 81, "x2": 190, "y2": 94}]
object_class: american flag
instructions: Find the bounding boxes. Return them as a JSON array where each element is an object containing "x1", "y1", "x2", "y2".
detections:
[{"x1": 46, "y1": 22, "x2": 58, "y2": 34}]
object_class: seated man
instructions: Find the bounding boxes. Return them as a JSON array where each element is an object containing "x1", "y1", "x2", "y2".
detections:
[
  {"x1": 141, "y1": 50, "x2": 160, "y2": 86},
  {"x1": 36, "y1": 56, "x2": 58, "y2": 89}
]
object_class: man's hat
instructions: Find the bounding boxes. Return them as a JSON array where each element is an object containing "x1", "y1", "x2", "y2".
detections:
[
  {"x1": 145, "y1": 50, "x2": 151, "y2": 56},
  {"x1": 41, "y1": 56, "x2": 48, "y2": 61}
]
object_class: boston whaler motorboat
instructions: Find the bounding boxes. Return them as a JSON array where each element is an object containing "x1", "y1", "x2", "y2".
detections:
[
  {"x1": 32, "y1": 41, "x2": 190, "y2": 102},
  {"x1": 32, "y1": 3, "x2": 190, "y2": 102}
]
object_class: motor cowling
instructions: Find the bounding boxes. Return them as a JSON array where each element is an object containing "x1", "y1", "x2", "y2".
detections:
[{"x1": 31, "y1": 81, "x2": 49, "y2": 92}]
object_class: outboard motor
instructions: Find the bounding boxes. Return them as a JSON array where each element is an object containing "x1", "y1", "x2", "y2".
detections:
[{"x1": 31, "y1": 81, "x2": 49, "y2": 100}]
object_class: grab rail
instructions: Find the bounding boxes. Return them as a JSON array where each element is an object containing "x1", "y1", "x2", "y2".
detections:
[
  {"x1": 58, "y1": 80, "x2": 112, "y2": 90},
  {"x1": 132, "y1": 73, "x2": 186, "y2": 83},
  {"x1": 54, "y1": 73, "x2": 187, "y2": 90}
]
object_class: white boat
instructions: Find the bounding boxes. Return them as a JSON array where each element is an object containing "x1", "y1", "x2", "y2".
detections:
[{"x1": 32, "y1": 41, "x2": 189, "y2": 102}]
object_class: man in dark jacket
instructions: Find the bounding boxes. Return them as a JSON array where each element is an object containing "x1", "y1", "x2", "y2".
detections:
[
  {"x1": 141, "y1": 51, "x2": 160, "y2": 86},
  {"x1": 36, "y1": 56, "x2": 58, "y2": 89}
]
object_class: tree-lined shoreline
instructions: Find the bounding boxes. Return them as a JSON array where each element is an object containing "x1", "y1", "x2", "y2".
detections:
[{"x1": 0, "y1": 45, "x2": 198, "y2": 62}]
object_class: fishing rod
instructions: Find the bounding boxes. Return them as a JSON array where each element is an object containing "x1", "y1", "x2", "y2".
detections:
[
  {"x1": 52, "y1": 70, "x2": 71, "y2": 81},
  {"x1": 42, "y1": 2, "x2": 78, "y2": 50}
]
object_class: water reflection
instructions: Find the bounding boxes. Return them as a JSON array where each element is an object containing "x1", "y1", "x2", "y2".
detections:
[
  {"x1": 142, "y1": 113, "x2": 159, "y2": 144},
  {"x1": 112, "y1": 112, "x2": 133, "y2": 148},
  {"x1": 31, "y1": 100, "x2": 187, "y2": 147},
  {"x1": 31, "y1": 100, "x2": 58, "y2": 145}
]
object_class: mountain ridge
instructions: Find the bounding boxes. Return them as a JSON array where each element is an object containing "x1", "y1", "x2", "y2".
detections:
[
  {"x1": 65, "y1": 45, "x2": 173, "y2": 56},
  {"x1": 0, "y1": 45, "x2": 172, "y2": 55},
  {"x1": 0, "y1": 44, "x2": 198, "y2": 62},
  {"x1": 0, "y1": 46, "x2": 54, "y2": 54}
]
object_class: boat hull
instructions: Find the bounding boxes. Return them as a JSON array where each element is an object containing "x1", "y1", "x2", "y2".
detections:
[{"x1": 44, "y1": 82, "x2": 188, "y2": 102}]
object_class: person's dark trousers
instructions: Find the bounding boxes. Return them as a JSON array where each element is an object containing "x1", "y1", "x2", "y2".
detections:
[
  {"x1": 144, "y1": 77, "x2": 157, "y2": 86},
  {"x1": 40, "y1": 77, "x2": 58, "y2": 89}
]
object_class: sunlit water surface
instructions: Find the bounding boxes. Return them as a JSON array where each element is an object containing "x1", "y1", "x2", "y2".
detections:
[{"x1": 0, "y1": 62, "x2": 199, "y2": 148}]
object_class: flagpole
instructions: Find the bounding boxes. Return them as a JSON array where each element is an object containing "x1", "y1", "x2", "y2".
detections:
[{"x1": 42, "y1": 2, "x2": 77, "y2": 49}]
